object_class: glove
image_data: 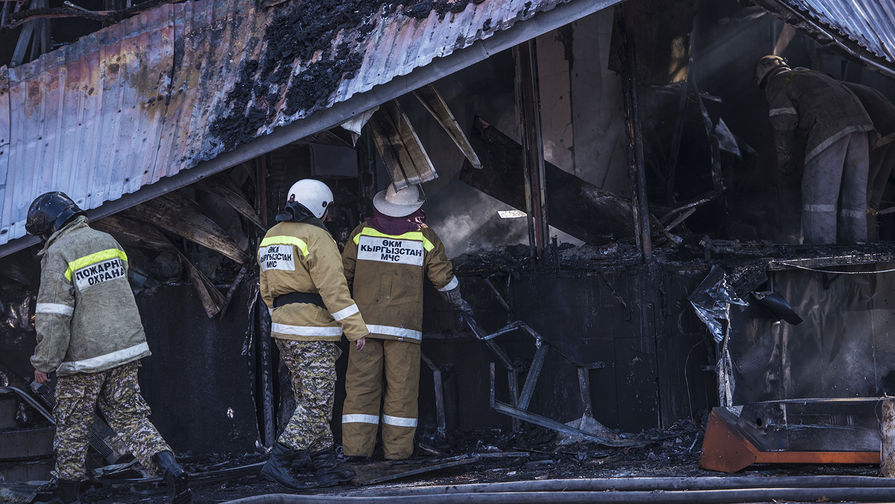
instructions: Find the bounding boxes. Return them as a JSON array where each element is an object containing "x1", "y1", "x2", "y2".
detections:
[{"x1": 441, "y1": 286, "x2": 473, "y2": 317}]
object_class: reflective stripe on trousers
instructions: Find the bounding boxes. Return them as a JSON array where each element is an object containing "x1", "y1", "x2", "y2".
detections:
[
  {"x1": 342, "y1": 414, "x2": 379, "y2": 425},
  {"x1": 342, "y1": 338, "x2": 421, "y2": 459}
]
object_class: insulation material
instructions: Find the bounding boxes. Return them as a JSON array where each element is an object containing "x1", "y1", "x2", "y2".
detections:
[
  {"x1": 369, "y1": 100, "x2": 438, "y2": 189},
  {"x1": 340, "y1": 106, "x2": 379, "y2": 141}
]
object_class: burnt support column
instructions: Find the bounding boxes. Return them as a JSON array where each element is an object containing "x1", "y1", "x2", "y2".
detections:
[
  {"x1": 617, "y1": 3, "x2": 662, "y2": 427},
  {"x1": 618, "y1": 4, "x2": 652, "y2": 261},
  {"x1": 514, "y1": 39, "x2": 548, "y2": 259},
  {"x1": 255, "y1": 157, "x2": 276, "y2": 448}
]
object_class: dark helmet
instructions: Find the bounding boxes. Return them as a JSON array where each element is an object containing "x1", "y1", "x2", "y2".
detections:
[
  {"x1": 754, "y1": 54, "x2": 790, "y2": 88},
  {"x1": 25, "y1": 192, "x2": 86, "y2": 239}
]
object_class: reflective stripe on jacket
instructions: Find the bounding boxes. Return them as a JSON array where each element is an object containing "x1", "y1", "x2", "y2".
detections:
[
  {"x1": 342, "y1": 224, "x2": 456, "y2": 344},
  {"x1": 258, "y1": 221, "x2": 368, "y2": 342},
  {"x1": 765, "y1": 68, "x2": 873, "y2": 162},
  {"x1": 31, "y1": 216, "x2": 150, "y2": 376}
]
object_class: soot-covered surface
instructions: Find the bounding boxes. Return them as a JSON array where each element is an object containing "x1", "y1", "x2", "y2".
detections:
[
  {"x1": 81, "y1": 419, "x2": 881, "y2": 503},
  {"x1": 205, "y1": 0, "x2": 523, "y2": 152}
]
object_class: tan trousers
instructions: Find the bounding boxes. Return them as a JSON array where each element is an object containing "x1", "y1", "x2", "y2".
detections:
[{"x1": 341, "y1": 338, "x2": 420, "y2": 459}]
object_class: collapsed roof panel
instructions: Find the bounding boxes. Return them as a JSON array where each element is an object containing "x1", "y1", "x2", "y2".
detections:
[
  {"x1": 754, "y1": 0, "x2": 895, "y2": 76},
  {"x1": 0, "y1": 0, "x2": 623, "y2": 255}
]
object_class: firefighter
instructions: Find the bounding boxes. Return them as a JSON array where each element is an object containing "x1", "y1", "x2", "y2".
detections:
[
  {"x1": 341, "y1": 183, "x2": 472, "y2": 460},
  {"x1": 755, "y1": 55, "x2": 874, "y2": 244},
  {"x1": 843, "y1": 81, "x2": 895, "y2": 240},
  {"x1": 257, "y1": 179, "x2": 368, "y2": 488},
  {"x1": 26, "y1": 192, "x2": 190, "y2": 504}
]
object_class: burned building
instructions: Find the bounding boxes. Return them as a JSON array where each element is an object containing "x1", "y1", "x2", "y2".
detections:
[{"x1": 3, "y1": 0, "x2": 895, "y2": 500}]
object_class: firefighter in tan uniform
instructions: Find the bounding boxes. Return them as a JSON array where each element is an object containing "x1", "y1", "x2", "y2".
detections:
[
  {"x1": 26, "y1": 192, "x2": 190, "y2": 504},
  {"x1": 341, "y1": 183, "x2": 472, "y2": 460},
  {"x1": 257, "y1": 179, "x2": 368, "y2": 488}
]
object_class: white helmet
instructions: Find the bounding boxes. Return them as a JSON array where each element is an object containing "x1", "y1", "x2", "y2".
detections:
[
  {"x1": 287, "y1": 179, "x2": 333, "y2": 219},
  {"x1": 373, "y1": 183, "x2": 425, "y2": 217}
]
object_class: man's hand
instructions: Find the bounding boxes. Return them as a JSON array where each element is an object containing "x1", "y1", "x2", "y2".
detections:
[
  {"x1": 34, "y1": 369, "x2": 49, "y2": 385},
  {"x1": 355, "y1": 337, "x2": 366, "y2": 351}
]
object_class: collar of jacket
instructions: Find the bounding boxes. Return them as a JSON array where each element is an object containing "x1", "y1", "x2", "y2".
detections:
[
  {"x1": 364, "y1": 209, "x2": 426, "y2": 235},
  {"x1": 38, "y1": 215, "x2": 90, "y2": 257},
  {"x1": 275, "y1": 202, "x2": 330, "y2": 234}
]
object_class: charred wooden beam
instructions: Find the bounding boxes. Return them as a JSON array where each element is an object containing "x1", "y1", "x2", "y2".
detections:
[
  {"x1": 368, "y1": 100, "x2": 437, "y2": 189},
  {"x1": 514, "y1": 40, "x2": 548, "y2": 258},
  {"x1": 413, "y1": 84, "x2": 482, "y2": 170},
  {"x1": 199, "y1": 178, "x2": 265, "y2": 231},
  {"x1": 460, "y1": 119, "x2": 653, "y2": 244},
  {"x1": 93, "y1": 214, "x2": 227, "y2": 317},
  {"x1": 618, "y1": 4, "x2": 652, "y2": 261},
  {"x1": 125, "y1": 191, "x2": 250, "y2": 264},
  {"x1": 179, "y1": 250, "x2": 226, "y2": 317},
  {"x1": 92, "y1": 214, "x2": 175, "y2": 252}
]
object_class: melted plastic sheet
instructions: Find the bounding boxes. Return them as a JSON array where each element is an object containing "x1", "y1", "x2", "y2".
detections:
[
  {"x1": 728, "y1": 263, "x2": 895, "y2": 403},
  {"x1": 689, "y1": 266, "x2": 747, "y2": 406}
]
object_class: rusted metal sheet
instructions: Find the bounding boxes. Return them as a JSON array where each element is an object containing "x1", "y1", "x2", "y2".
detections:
[
  {"x1": 0, "y1": 0, "x2": 620, "y2": 254},
  {"x1": 700, "y1": 405, "x2": 882, "y2": 473}
]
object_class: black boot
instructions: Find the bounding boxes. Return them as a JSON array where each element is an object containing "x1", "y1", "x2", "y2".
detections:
[
  {"x1": 153, "y1": 451, "x2": 192, "y2": 504},
  {"x1": 34, "y1": 478, "x2": 80, "y2": 504},
  {"x1": 310, "y1": 447, "x2": 355, "y2": 487},
  {"x1": 59, "y1": 480, "x2": 81, "y2": 504},
  {"x1": 260, "y1": 443, "x2": 306, "y2": 490},
  {"x1": 290, "y1": 449, "x2": 312, "y2": 474}
]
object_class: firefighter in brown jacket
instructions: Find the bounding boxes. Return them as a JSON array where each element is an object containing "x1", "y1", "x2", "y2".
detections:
[
  {"x1": 755, "y1": 55, "x2": 874, "y2": 244},
  {"x1": 843, "y1": 81, "x2": 895, "y2": 239},
  {"x1": 341, "y1": 183, "x2": 472, "y2": 460},
  {"x1": 258, "y1": 179, "x2": 368, "y2": 488}
]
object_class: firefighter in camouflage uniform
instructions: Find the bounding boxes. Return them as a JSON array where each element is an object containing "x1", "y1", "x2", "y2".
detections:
[
  {"x1": 26, "y1": 192, "x2": 191, "y2": 504},
  {"x1": 257, "y1": 179, "x2": 368, "y2": 489},
  {"x1": 341, "y1": 183, "x2": 473, "y2": 460}
]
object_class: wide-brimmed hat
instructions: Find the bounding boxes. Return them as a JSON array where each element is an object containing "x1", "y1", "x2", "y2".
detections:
[{"x1": 373, "y1": 183, "x2": 425, "y2": 217}]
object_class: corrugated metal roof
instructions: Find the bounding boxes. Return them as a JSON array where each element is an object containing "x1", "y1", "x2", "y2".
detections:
[
  {"x1": 0, "y1": 0, "x2": 620, "y2": 254},
  {"x1": 757, "y1": 0, "x2": 895, "y2": 75}
]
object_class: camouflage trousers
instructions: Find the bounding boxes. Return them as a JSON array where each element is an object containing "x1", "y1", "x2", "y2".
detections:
[
  {"x1": 53, "y1": 361, "x2": 171, "y2": 481},
  {"x1": 275, "y1": 338, "x2": 341, "y2": 453}
]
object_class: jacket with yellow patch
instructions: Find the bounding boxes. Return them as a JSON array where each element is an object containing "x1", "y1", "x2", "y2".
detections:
[
  {"x1": 342, "y1": 223, "x2": 456, "y2": 344},
  {"x1": 31, "y1": 216, "x2": 150, "y2": 377},
  {"x1": 259, "y1": 221, "x2": 368, "y2": 342}
]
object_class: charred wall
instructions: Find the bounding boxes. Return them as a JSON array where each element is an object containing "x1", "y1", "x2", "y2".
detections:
[
  {"x1": 136, "y1": 285, "x2": 258, "y2": 454},
  {"x1": 416, "y1": 259, "x2": 715, "y2": 432}
]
